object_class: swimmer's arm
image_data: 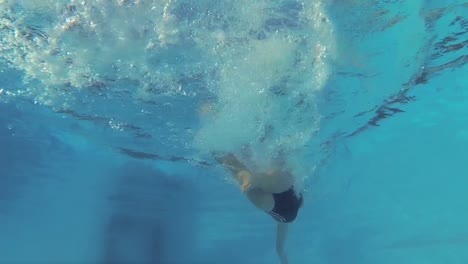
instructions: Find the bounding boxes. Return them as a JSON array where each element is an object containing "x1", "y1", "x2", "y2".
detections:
[
  {"x1": 237, "y1": 169, "x2": 294, "y2": 192},
  {"x1": 236, "y1": 170, "x2": 255, "y2": 192},
  {"x1": 276, "y1": 222, "x2": 289, "y2": 264},
  {"x1": 239, "y1": 169, "x2": 289, "y2": 192},
  {"x1": 235, "y1": 169, "x2": 283, "y2": 192},
  {"x1": 214, "y1": 154, "x2": 255, "y2": 192}
]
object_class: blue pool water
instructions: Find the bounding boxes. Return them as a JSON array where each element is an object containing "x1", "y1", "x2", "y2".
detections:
[{"x1": 0, "y1": 1, "x2": 467, "y2": 263}]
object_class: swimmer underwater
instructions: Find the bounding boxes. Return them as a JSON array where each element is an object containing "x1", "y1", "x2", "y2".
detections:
[{"x1": 215, "y1": 153, "x2": 304, "y2": 264}]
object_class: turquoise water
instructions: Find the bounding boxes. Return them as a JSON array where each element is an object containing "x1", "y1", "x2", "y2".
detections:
[{"x1": 0, "y1": 1, "x2": 467, "y2": 263}]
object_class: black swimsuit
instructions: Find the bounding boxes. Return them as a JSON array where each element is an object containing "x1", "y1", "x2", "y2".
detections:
[{"x1": 266, "y1": 187, "x2": 303, "y2": 223}]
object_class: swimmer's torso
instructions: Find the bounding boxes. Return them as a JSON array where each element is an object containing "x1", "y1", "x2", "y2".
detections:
[{"x1": 255, "y1": 170, "x2": 294, "y2": 193}]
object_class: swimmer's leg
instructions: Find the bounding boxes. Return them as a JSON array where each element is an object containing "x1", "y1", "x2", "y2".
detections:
[{"x1": 245, "y1": 188, "x2": 274, "y2": 211}]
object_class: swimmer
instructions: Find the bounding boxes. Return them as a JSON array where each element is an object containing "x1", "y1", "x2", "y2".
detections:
[{"x1": 215, "y1": 153, "x2": 303, "y2": 264}]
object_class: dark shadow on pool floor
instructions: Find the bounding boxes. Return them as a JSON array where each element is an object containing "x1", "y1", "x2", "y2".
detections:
[{"x1": 102, "y1": 161, "x2": 198, "y2": 264}]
